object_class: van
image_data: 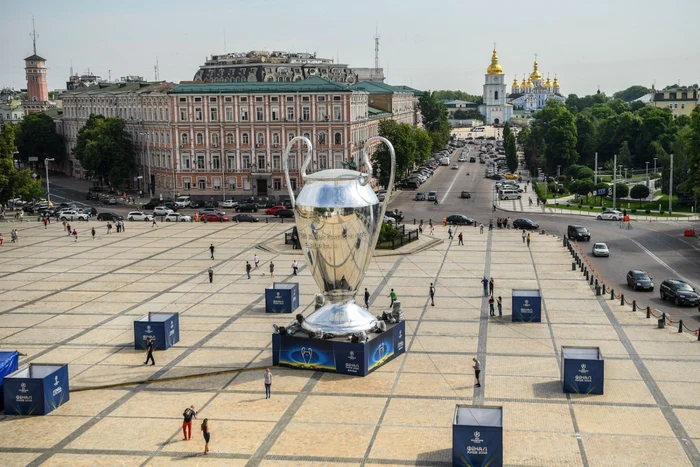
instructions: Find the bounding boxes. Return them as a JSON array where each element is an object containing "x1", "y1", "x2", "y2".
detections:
[
  {"x1": 499, "y1": 190, "x2": 521, "y2": 200},
  {"x1": 427, "y1": 191, "x2": 438, "y2": 201},
  {"x1": 440, "y1": 156, "x2": 450, "y2": 166},
  {"x1": 567, "y1": 225, "x2": 591, "y2": 241}
]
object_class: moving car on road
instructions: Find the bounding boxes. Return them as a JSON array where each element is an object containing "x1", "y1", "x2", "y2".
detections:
[
  {"x1": 96, "y1": 212, "x2": 123, "y2": 221},
  {"x1": 59, "y1": 210, "x2": 89, "y2": 222},
  {"x1": 164, "y1": 213, "x2": 192, "y2": 222},
  {"x1": 232, "y1": 214, "x2": 259, "y2": 223},
  {"x1": 626, "y1": 270, "x2": 654, "y2": 291},
  {"x1": 221, "y1": 199, "x2": 238, "y2": 209},
  {"x1": 236, "y1": 203, "x2": 259, "y2": 213},
  {"x1": 512, "y1": 218, "x2": 539, "y2": 230},
  {"x1": 200, "y1": 213, "x2": 229, "y2": 222},
  {"x1": 274, "y1": 209, "x2": 295, "y2": 218},
  {"x1": 199, "y1": 207, "x2": 226, "y2": 216},
  {"x1": 128, "y1": 211, "x2": 153, "y2": 222},
  {"x1": 153, "y1": 206, "x2": 174, "y2": 217},
  {"x1": 265, "y1": 205, "x2": 286, "y2": 215},
  {"x1": 659, "y1": 279, "x2": 700, "y2": 306},
  {"x1": 597, "y1": 210, "x2": 623, "y2": 221},
  {"x1": 591, "y1": 243, "x2": 609, "y2": 257},
  {"x1": 460, "y1": 191, "x2": 472, "y2": 199},
  {"x1": 446, "y1": 214, "x2": 475, "y2": 225},
  {"x1": 452, "y1": 164, "x2": 459, "y2": 170},
  {"x1": 567, "y1": 225, "x2": 591, "y2": 241},
  {"x1": 427, "y1": 191, "x2": 438, "y2": 202},
  {"x1": 415, "y1": 192, "x2": 425, "y2": 201}
]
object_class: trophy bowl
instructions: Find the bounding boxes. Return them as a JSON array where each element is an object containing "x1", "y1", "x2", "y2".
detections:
[{"x1": 284, "y1": 136, "x2": 396, "y2": 337}]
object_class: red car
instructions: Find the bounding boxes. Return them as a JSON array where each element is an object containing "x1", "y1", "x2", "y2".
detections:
[
  {"x1": 265, "y1": 205, "x2": 286, "y2": 215},
  {"x1": 199, "y1": 213, "x2": 229, "y2": 222}
]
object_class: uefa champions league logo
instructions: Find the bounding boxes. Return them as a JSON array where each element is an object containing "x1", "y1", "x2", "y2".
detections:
[
  {"x1": 471, "y1": 431, "x2": 483, "y2": 444},
  {"x1": 524, "y1": 299, "x2": 530, "y2": 307},
  {"x1": 398, "y1": 330, "x2": 403, "y2": 339},
  {"x1": 145, "y1": 325, "x2": 152, "y2": 333},
  {"x1": 301, "y1": 347, "x2": 313, "y2": 365},
  {"x1": 376, "y1": 342, "x2": 387, "y2": 360},
  {"x1": 19, "y1": 382, "x2": 29, "y2": 393},
  {"x1": 276, "y1": 292, "x2": 281, "y2": 298},
  {"x1": 54, "y1": 376, "x2": 60, "y2": 386},
  {"x1": 579, "y1": 364, "x2": 588, "y2": 374},
  {"x1": 171, "y1": 321, "x2": 174, "y2": 329},
  {"x1": 348, "y1": 351, "x2": 356, "y2": 360}
]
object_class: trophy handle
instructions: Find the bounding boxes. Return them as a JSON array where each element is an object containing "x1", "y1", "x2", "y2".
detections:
[
  {"x1": 361, "y1": 136, "x2": 396, "y2": 216},
  {"x1": 283, "y1": 136, "x2": 313, "y2": 208}
]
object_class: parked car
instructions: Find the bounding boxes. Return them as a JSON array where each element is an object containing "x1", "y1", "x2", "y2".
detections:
[
  {"x1": 221, "y1": 199, "x2": 238, "y2": 208},
  {"x1": 200, "y1": 213, "x2": 229, "y2": 222},
  {"x1": 232, "y1": 214, "x2": 259, "y2": 223},
  {"x1": 59, "y1": 210, "x2": 89, "y2": 221},
  {"x1": 274, "y1": 209, "x2": 295, "y2": 218},
  {"x1": 504, "y1": 173, "x2": 519, "y2": 180},
  {"x1": 597, "y1": 210, "x2": 623, "y2": 221},
  {"x1": 128, "y1": 211, "x2": 153, "y2": 221},
  {"x1": 265, "y1": 205, "x2": 287, "y2": 215},
  {"x1": 446, "y1": 214, "x2": 474, "y2": 225},
  {"x1": 383, "y1": 215, "x2": 396, "y2": 224},
  {"x1": 96, "y1": 212, "x2": 123, "y2": 221},
  {"x1": 85, "y1": 192, "x2": 100, "y2": 201},
  {"x1": 103, "y1": 197, "x2": 118, "y2": 205},
  {"x1": 164, "y1": 212, "x2": 192, "y2": 222},
  {"x1": 626, "y1": 270, "x2": 654, "y2": 291},
  {"x1": 452, "y1": 164, "x2": 459, "y2": 170},
  {"x1": 153, "y1": 206, "x2": 174, "y2": 217},
  {"x1": 460, "y1": 191, "x2": 472, "y2": 199},
  {"x1": 415, "y1": 192, "x2": 425, "y2": 201},
  {"x1": 591, "y1": 243, "x2": 610, "y2": 257},
  {"x1": 386, "y1": 210, "x2": 404, "y2": 222},
  {"x1": 427, "y1": 191, "x2": 438, "y2": 201},
  {"x1": 512, "y1": 218, "x2": 539, "y2": 230},
  {"x1": 174, "y1": 196, "x2": 192, "y2": 208},
  {"x1": 659, "y1": 279, "x2": 700, "y2": 306},
  {"x1": 236, "y1": 203, "x2": 259, "y2": 213},
  {"x1": 567, "y1": 225, "x2": 591, "y2": 241},
  {"x1": 161, "y1": 200, "x2": 179, "y2": 211},
  {"x1": 143, "y1": 200, "x2": 161, "y2": 210},
  {"x1": 199, "y1": 208, "x2": 226, "y2": 216}
]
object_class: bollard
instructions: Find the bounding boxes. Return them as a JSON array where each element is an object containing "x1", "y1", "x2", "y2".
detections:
[
  {"x1": 595, "y1": 285, "x2": 601, "y2": 296},
  {"x1": 265, "y1": 217, "x2": 268, "y2": 223},
  {"x1": 414, "y1": 219, "x2": 416, "y2": 225},
  {"x1": 602, "y1": 284, "x2": 606, "y2": 295},
  {"x1": 589, "y1": 275, "x2": 594, "y2": 286},
  {"x1": 658, "y1": 313, "x2": 665, "y2": 329},
  {"x1": 595, "y1": 278, "x2": 599, "y2": 288},
  {"x1": 585, "y1": 269, "x2": 589, "y2": 280},
  {"x1": 632, "y1": 300, "x2": 636, "y2": 311},
  {"x1": 572, "y1": 262, "x2": 576, "y2": 271},
  {"x1": 562, "y1": 237, "x2": 567, "y2": 247},
  {"x1": 620, "y1": 294, "x2": 624, "y2": 306},
  {"x1": 678, "y1": 320, "x2": 683, "y2": 333},
  {"x1": 610, "y1": 289, "x2": 615, "y2": 300},
  {"x1": 646, "y1": 306, "x2": 651, "y2": 318}
]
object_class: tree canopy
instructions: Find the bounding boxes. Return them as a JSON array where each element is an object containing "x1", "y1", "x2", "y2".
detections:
[
  {"x1": 612, "y1": 85, "x2": 651, "y2": 102},
  {"x1": 0, "y1": 124, "x2": 45, "y2": 204},
  {"x1": 373, "y1": 120, "x2": 432, "y2": 186},
  {"x1": 16, "y1": 112, "x2": 65, "y2": 165},
  {"x1": 73, "y1": 114, "x2": 137, "y2": 186},
  {"x1": 418, "y1": 91, "x2": 452, "y2": 152},
  {"x1": 433, "y1": 90, "x2": 483, "y2": 105},
  {"x1": 505, "y1": 132, "x2": 517, "y2": 173}
]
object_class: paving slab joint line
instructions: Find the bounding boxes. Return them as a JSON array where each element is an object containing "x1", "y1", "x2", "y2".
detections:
[{"x1": 473, "y1": 229, "x2": 493, "y2": 405}]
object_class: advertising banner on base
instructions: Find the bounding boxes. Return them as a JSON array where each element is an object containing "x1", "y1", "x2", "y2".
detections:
[
  {"x1": 453, "y1": 405, "x2": 503, "y2": 467},
  {"x1": 265, "y1": 283, "x2": 300, "y2": 314},
  {"x1": 561, "y1": 346, "x2": 604, "y2": 395},
  {"x1": 273, "y1": 321, "x2": 405, "y2": 376},
  {"x1": 512, "y1": 289, "x2": 542, "y2": 322},
  {"x1": 3, "y1": 363, "x2": 70, "y2": 416},
  {"x1": 0, "y1": 351, "x2": 19, "y2": 411},
  {"x1": 133, "y1": 312, "x2": 180, "y2": 350}
]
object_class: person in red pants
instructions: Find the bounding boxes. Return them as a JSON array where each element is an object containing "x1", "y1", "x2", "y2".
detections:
[{"x1": 182, "y1": 405, "x2": 197, "y2": 440}]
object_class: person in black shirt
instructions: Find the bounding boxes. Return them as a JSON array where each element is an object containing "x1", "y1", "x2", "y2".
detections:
[
  {"x1": 209, "y1": 244, "x2": 215, "y2": 260},
  {"x1": 364, "y1": 288, "x2": 370, "y2": 308},
  {"x1": 144, "y1": 337, "x2": 155, "y2": 365},
  {"x1": 246, "y1": 261, "x2": 252, "y2": 279},
  {"x1": 182, "y1": 405, "x2": 197, "y2": 440},
  {"x1": 429, "y1": 283, "x2": 436, "y2": 306}
]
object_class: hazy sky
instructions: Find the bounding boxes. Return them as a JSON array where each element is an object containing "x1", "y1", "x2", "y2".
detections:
[{"x1": 2, "y1": 0, "x2": 699, "y2": 96}]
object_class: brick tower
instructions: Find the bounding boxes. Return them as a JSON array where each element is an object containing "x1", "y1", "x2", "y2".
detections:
[{"x1": 23, "y1": 18, "x2": 50, "y2": 115}]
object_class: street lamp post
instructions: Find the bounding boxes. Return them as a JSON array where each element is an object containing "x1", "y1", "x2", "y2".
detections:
[
  {"x1": 557, "y1": 165, "x2": 561, "y2": 177},
  {"x1": 653, "y1": 158, "x2": 657, "y2": 175},
  {"x1": 669, "y1": 154, "x2": 674, "y2": 215},
  {"x1": 624, "y1": 168, "x2": 628, "y2": 180},
  {"x1": 44, "y1": 158, "x2": 55, "y2": 205},
  {"x1": 612, "y1": 154, "x2": 618, "y2": 210},
  {"x1": 645, "y1": 162, "x2": 650, "y2": 200}
]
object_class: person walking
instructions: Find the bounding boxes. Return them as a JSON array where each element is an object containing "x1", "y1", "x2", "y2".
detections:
[
  {"x1": 292, "y1": 260, "x2": 298, "y2": 276},
  {"x1": 429, "y1": 283, "x2": 436, "y2": 306},
  {"x1": 201, "y1": 418, "x2": 210, "y2": 455},
  {"x1": 72, "y1": 229, "x2": 78, "y2": 242},
  {"x1": 472, "y1": 358, "x2": 481, "y2": 387},
  {"x1": 458, "y1": 232, "x2": 464, "y2": 245},
  {"x1": 364, "y1": 287, "x2": 370, "y2": 308},
  {"x1": 144, "y1": 337, "x2": 155, "y2": 365},
  {"x1": 522, "y1": 229, "x2": 526, "y2": 244},
  {"x1": 526, "y1": 232, "x2": 531, "y2": 247},
  {"x1": 488, "y1": 295, "x2": 495, "y2": 317},
  {"x1": 62, "y1": 220, "x2": 67, "y2": 232},
  {"x1": 43, "y1": 217, "x2": 48, "y2": 229},
  {"x1": 447, "y1": 226, "x2": 453, "y2": 239},
  {"x1": 489, "y1": 277, "x2": 494, "y2": 295},
  {"x1": 269, "y1": 261, "x2": 275, "y2": 277},
  {"x1": 116, "y1": 222, "x2": 121, "y2": 233},
  {"x1": 121, "y1": 220, "x2": 126, "y2": 232},
  {"x1": 481, "y1": 277, "x2": 489, "y2": 296},
  {"x1": 107, "y1": 223, "x2": 112, "y2": 234},
  {"x1": 182, "y1": 405, "x2": 197, "y2": 440},
  {"x1": 264, "y1": 368, "x2": 272, "y2": 399},
  {"x1": 488, "y1": 220, "x2": 493, "y2": 231},
  {"x1": 429, "y1": 224, "x2": 435, "y2": 236},
  {"x1": 246, "y1": 261, "x2": 252, "y2": 279},
  {"x1": 91, "y1": 227, "x2": 96, "y2": 240},
  {"x1": 66, "y1": 223, "x2": 72, "y2": 236},
  {"x1": 389, "y1": 288, "x2": 397, "y2": 307},
  {"x1": 0, "y1": 232, "x2": 3, "y2": 245},
  {"x1": 442, "y1": 217, "x2": 447, "y2": 227},
  {"x1": 479, "y1": 223, "x2": 484, "y2": 234},
  {"x1": 209, "y1": 244, "x2": 215, "y2": 260},
  {"x1": 497, "y1": 296, "x2": 503, "y2": 319},
  {"x1": 152, "y1": 217, "x2": 158, "y2": 228},
  {"x1": 208, "y1": 267, "x2": 214, "y2": 283},
  {"x1": 254, "y1": 254, "x2": 260, "y2": 268}
]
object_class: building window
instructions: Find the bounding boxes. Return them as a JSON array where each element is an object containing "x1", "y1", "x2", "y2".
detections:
[
  {"x1": 255, "y1": 96, "x2": 263, "y2": 102},
  {"x1": 227, "y1": 176, "x2": 236, "y2": 190},
  {"x1": 179, "y1": 97, "x2": 186, "y2": 103},
  {"x1": 288, "y1": 132, "x2": 295, "y2": 142},
  {"x1": 302, "y1": 106, "x2": 310, "y2": 121},
  {"x1": 272, "y1": 133, "x2": 280, "y2": 146},
  {"x1": 242, "y1": 133, "x2": 249, "y2": 145},
  {"x1": 195, "y1": 108, "x2": 202, "y2": 121},
  {"x1": 257, "y1": 133, "x2": 265, "y2": 146},
  {"x1": 183, "y1": 177, "x2": 191, "y2": 190},
  {"x1": 227, "y1": 154, "x2": 235, "y2": 171},
  {"x1": 240, "y1": 106, "x2": 249, "y2": 121},
  {"x1": 181, "y1": 133, "x2": 189, "y2": 145},
  {"x1": 209, "y1": 97, "x2": 217, "y2": 102},
  {"x1": 195, "y1": 97, "x2": 202, "y2": 102},
  {"x1": 334, "y1": 132, "x2": 342, "y2": 145},
  {"x1": 225, "y1": 107, "x2": 233, "y2": 121},
  {"x1": 179, "y1": 108, "x2": 187, "y2": 121},
  {"x1": 226, "y1": 133, "x2": 234, "y2": 144},
  {"x1": 290, "y1": 178, "x2": 297, "y2": 191},
  {"x1": 318, "y1": 132, "x2": 326, "y2": 145},
  {"x1": 225, "y1": 97, "x2": 232, "y2": 102},
  {"x1": 240, "y1": 97, "x2": 247, "y2": 102},
  {"x1": 242, "y1": 154, "x2": 250, "y2": 169},
  {"x1": 273, "y1": 154, "x2": 281, "y2": 170},
  {"x1": 333, "y1": 106, "x2": 341, "y2": 120},
  {"x1": 256, "y1": 106, "x2": 264, "y2": 121},
  {"x1": 287, "y1": 106, "x2": 294, "y2": 121},
  {"x1": 212, "y1": 177, "x2": 221, "y2": 190},
  {"x1": 197, "y1": 154, "x2": 205, "y2": 170},
  {"x1": 212, "y1": 155, "x2": 220, "y2": 170},
  {"x1": 286, "y1": 96, "x2": 294, "y2": 102},
  {"x1": 318, "y1": 106, "x2": 326, "y2": 121},
  {"x1": 211, "y1": 133, "x2": 219, "y2": 146},
  {"x1": 319, "y1": 153, "x2": 327, "y2": 170},
  {"x1": 271, "y1": 96, "x2": 279, "y2": 102},
  {"x1": 182, "y1": 154, "x2": 190, "y2": 169},
  {"x1": 273, "y1": 178, "x2": 282, "y2": 190},
  {"x1": 257, "y1": 154, "x2": 265, "y2": 169},
  {"x1": 196, "y1": 133, "x2": 203, "y2": 145},
  {"x1": 681, "y1": 103, "x2": 685, "y2": 109},
  {"x1": 198, "y1": 178, "x2": 206, "y2": 190},
  {"x1": 334, "y1": 152, "x2": 343, "y2": 169},
  {"x1": 287, "y1": 154, "x2": 296, "y2": 170},
  {"x1": 333, "y1": 96, "x2": 341, "y2": 101},
  {"x1": 271, "y1": 106, "x2": 279, "y2": 121},
  {"x1": 210, "y1": 107, "x2": 217, "y2": 121}
]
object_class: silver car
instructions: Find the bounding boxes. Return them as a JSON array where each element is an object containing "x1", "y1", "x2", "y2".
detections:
[
  {"x1": 592, "y1": 243, "x2": 610, "y2": 257},
  {"x1": 597, "y1": 210, "x2": 623, "y2": 221}
]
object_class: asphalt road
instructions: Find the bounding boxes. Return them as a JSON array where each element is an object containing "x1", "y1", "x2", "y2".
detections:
[{"x1": 389, "y1": 144, "x2": 700, "y2": 327}]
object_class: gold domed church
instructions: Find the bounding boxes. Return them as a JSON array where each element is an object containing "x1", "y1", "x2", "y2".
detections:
[
  {"x1": 507, "y1": 56, "x2": 566, "y2": 112},
  {"x1": 478, "y1": 48, "x2": 513, "y2": 125}
]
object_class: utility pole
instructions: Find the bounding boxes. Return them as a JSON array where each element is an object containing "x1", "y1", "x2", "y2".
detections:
[
  {"x1": 653, "y1": 158, "x2": 657, "y2": 175},
  {"x1": 612, "y1": 154, "x2": 617, "y2": 210},
  {"x1": 594, "y1": 152, "x2": 598, "y2": 185},
  {"x1": 668, "y1": 154, "x2": 674, "y2": 215},
  {"x1": 45, "y1": 158, "x2": 55, "y2": 205}
]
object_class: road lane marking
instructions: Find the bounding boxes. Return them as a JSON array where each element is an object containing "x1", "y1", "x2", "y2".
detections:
[
  {"x1": 439, "y1": 149, "x2": 463, "y2": 205},
  {"x1": 628, "y1": 237, "x2": 698, "y2": 289}
]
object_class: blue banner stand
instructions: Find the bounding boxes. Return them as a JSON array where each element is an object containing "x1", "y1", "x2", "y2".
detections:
[
  {"x1": 3, "y1": 363, "x2": 70, "y2": 416},
  {"x1": 272, "y1": 321, "x2": 405, "y2": 376},
  {"x1": 265, "y1": 283, "x2": 300, "y2": 314},
  {"x1": 453, "y1": 405, "x2": 503, "y2": 467},
  {"x1": 0, "y1": 351, "x2": 19, "y2": 412},
  {"x1": 511, "y1": 289, "x2": 542, "y2": 322},
  {"x1": 561, "y1": 346, "x2": 604, "y2": 395},
  {"x1": 133, "y1": 312, "x2": 180, "y2": 350}
]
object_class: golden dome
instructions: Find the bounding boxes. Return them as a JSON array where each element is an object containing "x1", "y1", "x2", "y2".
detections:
[
  {"x1": 486, "y1": 49, "x2": 504, "y2": 75},
  {"x1": 512, "y1": 77, "x2": 520, "y2": 89},
  {"x1": 522, "y1": 77, "x2": 533, "y2": 88},
  {"x1": 553, "y1": 76, "x2": 560, "y2": 88},
  {"x1": 544, "y1": 76, "x2": 552, "y2": 87},
  {"x1": 529, "y1": 59, "x2": 542, "y2": 80}
]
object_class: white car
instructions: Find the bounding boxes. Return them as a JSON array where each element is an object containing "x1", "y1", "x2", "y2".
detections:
[
  {"x1": 128, "y1": 211, "x2": 153, "y2": 222},
  {"x1": 221, "y1": 199, "x2": 238, "y2": 208},
  {"x1": 592, "y1": 243, "x2": 610, "y2": 257},
  {"x1": 383, "y1": 215, "x2": 396, "y2": 224},
  {"x1": 153, "y1": 206, "x2": 175, "y2": 216},
  {"x1": 452, "y1": 164, "x2": 459, "y2": 170},
  {"x1": 164, "y1": 213, "x2": 192, "y2": 222},
  {"x1": 59, "y1": 210, "x2": 89, "y2": 221},
  {"x1": 174, "y1": 196, "x2": 191, "y2": 208},
  {"x1": 596, "y1": 210, "x2": 623, "y2": 221}
]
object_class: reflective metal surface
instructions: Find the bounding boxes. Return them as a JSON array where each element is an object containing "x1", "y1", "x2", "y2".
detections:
[{"x1": 283, "y1": 136, "x2": 396, "y2": 336}]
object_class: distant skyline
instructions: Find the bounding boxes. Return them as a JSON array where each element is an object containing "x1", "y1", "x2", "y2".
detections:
[{"x1": 2, "y1": 0, "x2": 700, "y2": 97}]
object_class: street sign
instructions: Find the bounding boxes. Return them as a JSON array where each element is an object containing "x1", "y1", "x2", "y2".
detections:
[
  {"x1": 605, "y1": 188, "x2": 612, "y2": 196},
  {"x1": 28, "y1": 157, "x2": 38, "y2": 162},
  {"x1": 31, "y1": 173, "x2": 38, "y2": 179},
  {"x1": 587, "y1": 192, "x2": 593, "y2": 198}
]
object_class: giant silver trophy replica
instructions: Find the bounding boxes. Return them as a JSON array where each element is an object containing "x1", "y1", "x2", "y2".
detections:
[{"x1": 282, "y1": 135, "x2": 396, "y2": 338}]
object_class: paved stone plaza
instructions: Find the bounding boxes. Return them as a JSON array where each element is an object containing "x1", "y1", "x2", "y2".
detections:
[{"x1": 0, "y1": 220, "x2": 698, "y2": 466}]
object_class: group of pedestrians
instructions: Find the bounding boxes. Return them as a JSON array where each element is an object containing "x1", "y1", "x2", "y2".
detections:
[
  {"x1": 481, "y1": 277, "x2": 502, "y2": 319},
  {"x1": 495, "y1": 217, "x2": 510, "y2": 229},
  {"x1": 521, "y1": 230, "x2": 531, "y2": 247}
]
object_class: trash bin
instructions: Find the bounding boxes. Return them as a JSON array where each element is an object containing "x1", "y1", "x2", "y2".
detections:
[
  {"x1": 595, "y1": 286, "x2": 601, "y2": 296},
  {"x1": 657, "y1": 318, "x2": 665, "y2": 329},
  {"x1": 572, "y1": 262, "x2": 576, "y2": 271}
]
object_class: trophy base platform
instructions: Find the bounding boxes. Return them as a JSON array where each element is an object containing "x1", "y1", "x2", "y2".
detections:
[{"x1": 272, "y1": 321, "x2": 405, "y2": 376}]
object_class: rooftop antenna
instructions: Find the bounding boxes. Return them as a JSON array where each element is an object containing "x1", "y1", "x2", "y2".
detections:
[
  {"x1": 155, "y1": 57, "x2": 160, "y2": 81},
  {"x1": 30, "y1": 16, "x2": 39, "y2": 55},
  {"x1": 70, "y1": 60, "x2": 74, "y2": 77},
  {"x1": 108, "y1": 69, "x2": 111, "y2": 82},
  {"x1": 374, "y1": 24, "x2": 380, "y2": 73}
]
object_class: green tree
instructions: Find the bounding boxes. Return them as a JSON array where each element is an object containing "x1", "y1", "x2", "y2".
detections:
[
  {"x1": 634, "y1": 105, "x2": 673, "y2": 166},
  {"x1": 73, "y1": 114, "x2": 136, "y2": 186},
  {"x1": 575, "y1": 114, "x2": 597, "y2": 166},
  {"x1": 0, "y1": 124, "x2": 45, "y2": 204},
  {"x1": 419, "y1": 91, "x2": 452, "y2": 152},
  {"x1": 618, "y1": 141, "x2": 633, "y2": 169},
  {"x1": 503, "y1": 121, "x2": 511, "y2": 142},
  {"x1": 16, "y1": 113, "x2": 65, "y2": 165},
  {"x1": 613, "y1": 183, "x2": 629, "y2": 198},
  {"x1": 575, "y1": 178, "x2": 595, "y2": 196},
  {"x1": 453, "y1": 109, "x2": 484, "y2": 120},
  {"x1": 413, "y1": 128, "x2": 433, "y2": 166},
  {"x1": 612, "y1": 85, "x2": 651, "y2": 102},
  {"x1": 373, "y1": 120, "x2": 417, "y2": 186},
  {"x1": 679, "y1": 108, "x2": 700, "y2": 201},
  {"x1": 629, "y1": 184, "x2": 650, "y2": 206},
  {"x1": 531, "y1": 100, "x2": 578, "y2": 173},
  {"x1": 433, "y1": 90, "x2": 483, "y2": 105},
  {"x1": 505, "y1": 132, "x2": 517, "y2": 173},
  {"x1": 608, "y1": 99, "x2": 629, "y2": 115}
]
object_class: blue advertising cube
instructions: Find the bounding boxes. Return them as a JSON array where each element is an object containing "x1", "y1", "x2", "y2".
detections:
[
  {"x1": 0, "y1": 351, "x2": 19, "y2": 411},
  {"x1": 3, "y1": 363, "x2": 70, "y2": 416},
  {"x1": 453, "y1": 405, "x2": 503, "y2": 467},
  {"x1": 561, "y1": 346, "x2": 604, "y2": 395},
  {"x1": 511, "y1": 289, "x2": 542, "y2": 322},
  {"x1": 265, "y1": 283, "x2": 300, "y2": 314},
  {"x1": 134, "y1": 312, "x2": 180, "y2": 350}
]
